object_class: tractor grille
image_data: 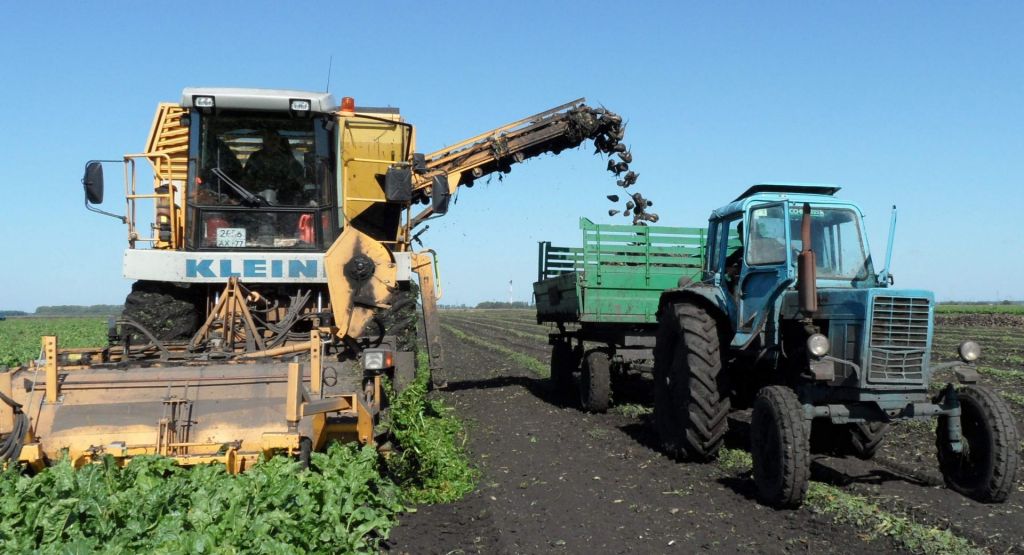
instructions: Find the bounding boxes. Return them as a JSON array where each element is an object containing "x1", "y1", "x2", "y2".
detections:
[{"x1": 867, "y1": 296, "x2": 930, "y2": 384}]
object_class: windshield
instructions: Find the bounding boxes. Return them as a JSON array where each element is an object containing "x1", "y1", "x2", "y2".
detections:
[
  {"x1": 789, "y1": 206, "x2": 873, "y2": 281},
  {"x1": 192, "y1": 111, "x2": 328, "y2": 207},
  {"x1": 187, "y1": 111, "x2": 335, "y2": 250}
]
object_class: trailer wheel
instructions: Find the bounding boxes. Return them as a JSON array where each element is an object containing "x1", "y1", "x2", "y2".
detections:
[
  {"x1": 653, "y1": 302, "x2": 730, "y2": 461},
  {"x1": 750, "y1": 386, "x2": 810, "y2": 508},
  {"x1": 579, "y1": 350, "x2": 611, "y2": 412},
  {"x1": 549, "y1": 339, "x2": 577, "y2": 397},
  {"x1": 848, "y1": 422, "x2": 889, "y2": 460},
  {"x1": 936, "y1": 385, "x2": 1020, "y2": 503}
]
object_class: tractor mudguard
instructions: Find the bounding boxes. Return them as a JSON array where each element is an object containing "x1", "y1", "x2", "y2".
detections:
[{"x1": 657, "y1": 284, "x2": 732, "y2": 342}]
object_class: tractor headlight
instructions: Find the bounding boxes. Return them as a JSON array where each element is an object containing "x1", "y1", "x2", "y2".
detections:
[
  {"x1": 957, "y1": 341, "x2": 981, "y2": 363},
  {"x1": 807, "y1": 333, "x2": 830, "y2": 358},
  {"x1": 363, "y1": 350, "x2": 393, "y2": 370}
]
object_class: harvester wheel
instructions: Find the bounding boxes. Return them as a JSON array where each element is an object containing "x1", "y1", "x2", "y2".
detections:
[
  {"x1": 549, "y1": 339, "x2": 577, "y2": 397},
  {"x1": 750, "y1": 386, "x2": 810, "y2": 509},
  {"x1": 653, "y1": 302, "x2": 730, "y2": 461},
  {"x1": 579, "y1": 350, "x2": 611, "y2": 412},
  {"x1": 122, "y1": 281, "x2": 203, "y2": 341},
  {"x1": 848, "y1": 421, "x2": 889, "y2": 460},
  {"x1": 936, "y1": 385, "x2": 1020, "y2": 503}
]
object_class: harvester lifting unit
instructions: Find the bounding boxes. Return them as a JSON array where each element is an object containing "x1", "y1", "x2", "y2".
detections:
[
  {"x1": 534, "y1": 217, "x2": 706, "y2": 411},
  {"x1": 0, "y1": 88, "x2": 631, "y2": 472}
]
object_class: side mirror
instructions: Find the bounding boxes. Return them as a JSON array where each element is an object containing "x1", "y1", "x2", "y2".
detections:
[
  {"x1": 431, "y1": 175, "x2": 451, "y2": 215},
  {"x1": 83, "y1": 161, "x2": 104, "y2": 204}
]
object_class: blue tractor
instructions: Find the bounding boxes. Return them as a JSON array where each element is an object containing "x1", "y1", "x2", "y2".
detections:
[{"x1": 653, "y1": 184, "x2": 1019, "y2": 507}]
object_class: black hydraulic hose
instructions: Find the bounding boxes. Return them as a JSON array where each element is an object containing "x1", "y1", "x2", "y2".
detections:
[{"x1": 0, "y1": 390, "x2": 27, "y2": 462}]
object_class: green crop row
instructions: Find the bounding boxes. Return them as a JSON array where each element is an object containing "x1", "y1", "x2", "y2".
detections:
[
  {"x1": 0, "y1": 444, "x2": 403, "y2": 553},
  {"x1": 715, "y1": 449, "x2": 981, "y2": 555},
  {"x1": 0, "y1": 318, "x2": 107, "y2": 369},
  {"x1": 935, "y1": 304, "x2": 1024, "y2": 315}
]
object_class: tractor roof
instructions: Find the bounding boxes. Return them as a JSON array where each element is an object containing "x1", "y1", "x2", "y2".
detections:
[{"x1": 733, "y1": 183, "x2": 841, "y2": 202}]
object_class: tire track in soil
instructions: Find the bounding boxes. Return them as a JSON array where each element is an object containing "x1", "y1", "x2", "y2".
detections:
[
  {"x1": 441, "y1": 313, "x2": 1024, "y2": 552},
  {"x1": 385, "y1": 325, "x2": 899, "y2": 554}
]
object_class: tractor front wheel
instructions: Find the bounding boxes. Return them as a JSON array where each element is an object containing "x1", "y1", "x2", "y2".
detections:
[
  {"x1": 936, "y1": 385, "x2": 1019, "y2": 503},
  {"x1": 750, "y1": 386, "x2": 810, "y2": 508}
]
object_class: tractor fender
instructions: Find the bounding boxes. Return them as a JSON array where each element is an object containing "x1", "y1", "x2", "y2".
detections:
[{"x1": 657, "y1": 284, "x2": 733, "y2": 345}]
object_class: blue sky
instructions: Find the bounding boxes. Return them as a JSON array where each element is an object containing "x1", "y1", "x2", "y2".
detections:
[{"x1": 0, "y1": 1, "x2": 1021, "y2": 311}]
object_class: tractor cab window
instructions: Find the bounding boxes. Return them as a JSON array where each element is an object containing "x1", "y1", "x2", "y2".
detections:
[
  {"x1": 722, "y1": 216, "x2": 743, "y2": 290},
  {"x1": 788, "y1": 207, "x2": 872, "y2": 281},
  {"x1": 187, "y1": 110, "x2": 336, "y2": 250},
  {"x1": 746, "y1": 205, "x2": 788, "y2": 266}
]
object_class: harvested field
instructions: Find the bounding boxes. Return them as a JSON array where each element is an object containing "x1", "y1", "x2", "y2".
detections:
[{"x1": 387, "y1": 309, "x2": 1024, "y2": 554}]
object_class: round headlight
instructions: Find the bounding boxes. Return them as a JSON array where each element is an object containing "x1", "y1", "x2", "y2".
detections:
[
  {"x1": 958, "y1": 341, "x2": 981, "y2": 363},
  {"x1": 807, "y1": 333, "x2": 830, "y2": 357}
]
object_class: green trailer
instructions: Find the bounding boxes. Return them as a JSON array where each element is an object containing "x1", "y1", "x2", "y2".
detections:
[{"x1": 533, "y1": 218, "x2": 706, "y2": 411}]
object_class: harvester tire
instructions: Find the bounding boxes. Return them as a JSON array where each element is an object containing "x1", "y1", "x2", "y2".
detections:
[
  {"x1": 653, "y1": 302, "x2": 730, "y2": 461},
  {"x1": 122, "y1": 281, "x2": 203, "y2": 341},
  {"x1": 549, "y1": 339, "x2": 577, "y2": 398},
  {"x1": 579, "y1": 350, "x2": 611, "y2": 412},
  {"x1": 848, "y1": 421, "x2": 889, "y2": 460},
  {"x1": 936, "y1": 385, "x2": 1020, "y2": 503},
  {"x1": 298, "y1": 436, "x2": 312, "y2": 470},
  {"x1": 750, "y1": 386, "x2": 810, "y2": 509}
]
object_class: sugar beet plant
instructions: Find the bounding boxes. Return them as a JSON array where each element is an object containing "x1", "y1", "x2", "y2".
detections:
[
  {"x1": 0, "y1": 443, "x2": 404, "y2": 554},
  {"x1": 386, "y1": 353, "x2": 478, "y2": 503}
]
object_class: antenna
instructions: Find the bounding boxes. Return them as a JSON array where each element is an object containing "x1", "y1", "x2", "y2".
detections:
[{"x1": 325, "y1": 55, "x2": 333, "y2": 93}]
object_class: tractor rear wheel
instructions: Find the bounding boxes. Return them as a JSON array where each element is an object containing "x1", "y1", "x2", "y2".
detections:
[
  {"x1": 549, "y1": 339, "x2": 578, "y2": 398},
  {"x1": 936, "y1": 385, "x2": 1020, "y2": 503},
  {"x1": 750, "y1": 386, "x2": 810, "y2": 508},
  {"x1": 653, "y1": 302, "x2": 730, "y2": 461},
  {"x1": 848, "y1": 422, "x2": 889, "y2": 460},
  {"x1": 579, "y1": 350, "x2": 611, "y2": 412}
]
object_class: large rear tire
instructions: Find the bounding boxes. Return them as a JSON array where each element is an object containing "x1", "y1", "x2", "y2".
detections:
[
  {"x1": 750, "y1": 386, "x2": 810, "y2": 508},
  {"x1": 579, "y1": 350, "x2": 611, "y2": 412},
  {"x1": 122, "y1": 281, "x2": 204, "y2": 341},
  {"x1": 653, "y1": 302, "x2": 730, "y2": 461},
  {"x1": 848, "y1": 421, "x2": 889, "y2": 460},
  {"x1": 936, "y1": 385, "x2": 1020, "y2": 503}
]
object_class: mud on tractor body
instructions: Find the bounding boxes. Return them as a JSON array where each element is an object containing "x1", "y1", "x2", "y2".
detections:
[{"x1": 653, "y1": 184, "x2": 1019, "y2": 507}]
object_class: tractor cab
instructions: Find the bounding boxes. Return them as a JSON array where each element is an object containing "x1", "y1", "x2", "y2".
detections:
[
  {"x1": 183, "y1": 88, "x2": 340, "y2": 252},
  {"x1": 704, "y1": 184, "x2": 884, "y2": 345}
]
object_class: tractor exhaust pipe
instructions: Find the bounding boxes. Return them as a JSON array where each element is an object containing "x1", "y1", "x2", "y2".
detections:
[{"x1": 797, "y1": 203, "x2": 818, "y2": 316}]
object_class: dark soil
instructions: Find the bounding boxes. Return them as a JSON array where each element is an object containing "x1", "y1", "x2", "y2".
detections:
[{"x1": 385, "y1": 317, "x2": 909, "y2": 554}]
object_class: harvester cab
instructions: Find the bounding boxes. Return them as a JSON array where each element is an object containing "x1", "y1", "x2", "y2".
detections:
[{"x1": 654, "y1": 184, "x2": 1018, "y2": 508}]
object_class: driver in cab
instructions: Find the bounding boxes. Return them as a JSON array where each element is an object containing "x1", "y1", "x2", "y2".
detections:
[{"x1": 244, "y1": 130, "x2": 304, "y2": 204}]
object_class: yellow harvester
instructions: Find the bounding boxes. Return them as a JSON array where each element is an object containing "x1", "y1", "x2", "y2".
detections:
[{"x1": 0, "y1": 88, "x2": 629, "y2": 472}]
